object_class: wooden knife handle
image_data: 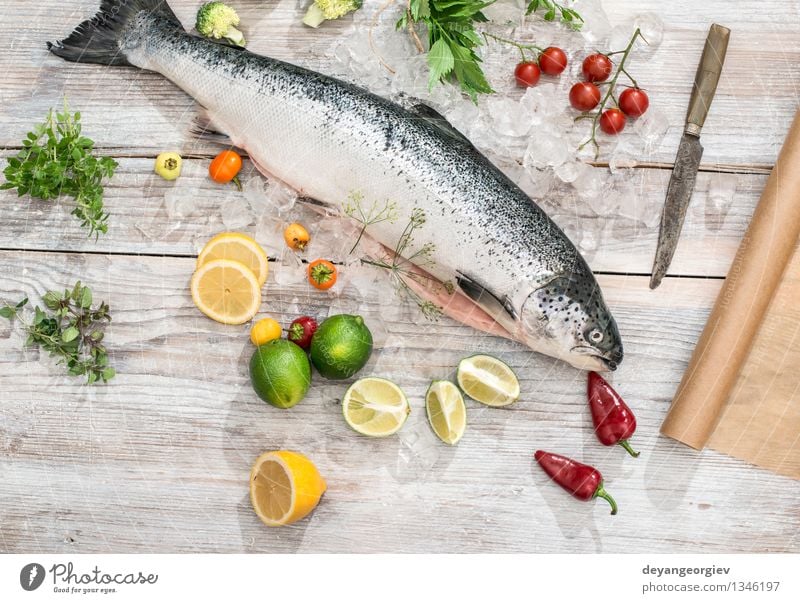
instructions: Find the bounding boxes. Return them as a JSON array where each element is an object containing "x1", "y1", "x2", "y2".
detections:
[{"x1": 685, "y1": 24, "x2": 730, "y2": 136}]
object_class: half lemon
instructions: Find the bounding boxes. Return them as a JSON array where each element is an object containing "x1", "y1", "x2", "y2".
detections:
[{"x1": 249, "y1": 450, "x2": 327, "y2": 527}]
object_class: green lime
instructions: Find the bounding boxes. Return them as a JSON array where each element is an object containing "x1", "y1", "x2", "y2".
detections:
[
  {"x1": 309, "y1": 314, "x2": 373, "y2": 380},
  {"x1": 249, "y1": 339, "x2": 311, "y2": 408}
]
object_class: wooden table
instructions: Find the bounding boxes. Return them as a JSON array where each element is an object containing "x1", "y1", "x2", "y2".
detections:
[{"x1": 2, "y1": 0, "x2": 799, "y2": 553}]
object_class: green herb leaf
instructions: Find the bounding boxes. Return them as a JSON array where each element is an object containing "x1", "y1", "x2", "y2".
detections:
[
  {"x1": 1, "y1": 281, "x2": 115, "y2": 384},
  {"x1": 526, "y1": 1, "x2": 584, "y2": 30},
  {"x1": 1, "y1": 101, "x2": 117, "y2": 237},
  {"x1": 427, "y1": 38, "x2": 455, "y2": 90},
  {"x1": 61, "y1": 326, "x2": 80, "y2": 342}
]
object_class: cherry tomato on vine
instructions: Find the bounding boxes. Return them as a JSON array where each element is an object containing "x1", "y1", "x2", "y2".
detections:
[
  {"x1": 582, "y1": 53, "x2": 613, "y2": 82},
  {"x1": 599, "y1": 108, "x2": 627, "y2": 135},
  {"x1": 514, "y1": 61, "x2": 541, "y2": 87},
  {"x1": 209, "y1": 150, "x2": 243, "y2": 186},
  {"x1": 538, "y1": 47, "x2": 568, "y2": 76},
  {"x1": 619, "y1": 87, "x2": 650, "y2": 118},
  {"x1": 569, "y1": 82, "x2": 601, "y2": 111},
  {"x1": 307, "y1": 259, "x2": 338, "y2": 290}
]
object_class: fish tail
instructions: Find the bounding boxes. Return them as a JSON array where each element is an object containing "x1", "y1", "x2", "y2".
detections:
[{"x1": 47, "y1": 0, "x2": 182, "y2": 66}]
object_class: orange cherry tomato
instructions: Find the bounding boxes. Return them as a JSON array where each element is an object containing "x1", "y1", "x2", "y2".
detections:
[
  {"x1": 209, "y1": 150, "x2": 243, "y2": 186},
  {"x1": 284, "y1": 223, "x2": 310, "y2": 251},
  {"x1": 307, "y1": 259, "x2": 337, "y2": 290}
]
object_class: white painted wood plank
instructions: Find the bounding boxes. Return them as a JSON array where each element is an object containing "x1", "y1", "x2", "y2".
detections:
[
  {"x1": 0, "y1": 154, "x2": 760, "y2": 278},
  {"x1": 1, "y1": 251, "x2": 798, "y2": 553},
  {"x1": 0, "y1": 0, "x2": 797, "y2": 166}
]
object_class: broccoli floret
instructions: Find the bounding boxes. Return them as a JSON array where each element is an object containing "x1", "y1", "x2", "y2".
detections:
[
  {"x1": 196, "y1": 2, "x2": 246, "y2": 47},
  {"x1": 302, "y1": 0, "x2": 363, "y2": 28}
]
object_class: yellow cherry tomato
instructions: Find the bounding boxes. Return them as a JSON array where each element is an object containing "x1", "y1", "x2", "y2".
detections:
[
  {"x1": 250, "y1": 317, "x2": 282, "y2": 346},
  {"x1": 283, "y1": 223, "x2": 310, "y2": 251},
  {"x1": 155, "y1": 152, "x2": 182, "y2": 180}
]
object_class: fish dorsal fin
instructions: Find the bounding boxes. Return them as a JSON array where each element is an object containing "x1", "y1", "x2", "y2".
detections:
[
  {"x1": 410, "y1": 103, "x2": 474, "y2": 147},
  {"x1": 456, "y1": 272, "x2": 518, "y2": 323},
  {"x1": 189, "y1": 107, "x2": 234, "y2": 145}
]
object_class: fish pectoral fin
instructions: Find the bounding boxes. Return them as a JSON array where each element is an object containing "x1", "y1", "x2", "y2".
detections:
[
  {"x1": 455, "y1": 273, "x2": 518, "y2": 323},
  {"x1": 410, "y1": 104, "x2": 474, "y2": 148},
  {"x1": 190, "y1": 107, "x2": 234, "y2": 145}
]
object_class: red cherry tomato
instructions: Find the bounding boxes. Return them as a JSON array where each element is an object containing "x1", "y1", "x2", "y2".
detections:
[
  {"x1": 599, "y1": 108, "x2": 627, "y2": 135},
  {"x1": 569, "y1": 82, "x2": 601, "y2": 111},
  {"x1": 538, "y1": 47, "x2": 567, "y2": 76},
  {"x1": 582, "y1": 53, "x2": 613, "y2": 82},
  {"x1": 514, "y1": 61, "x2": 541, "y2": 87},
  {"x1": 619, "y1": 87, "x2": 650, "y2": 117}
]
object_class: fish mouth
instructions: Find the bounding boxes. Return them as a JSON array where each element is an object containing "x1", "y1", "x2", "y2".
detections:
[{"x1": 570, "y1": 346, "x2": 622, "y2": 372}]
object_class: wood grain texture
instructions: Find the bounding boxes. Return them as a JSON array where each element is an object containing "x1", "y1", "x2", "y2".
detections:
[
  {"x1": 0, "y1": 154, "x2": 761, "y2": 279},
  {"x1": 0, "y1": 0, "x2": 797, "y2": 165},
  {"x1": 1, "y1": 0, "x2": 799, "y2": 555},
  {"x1": 2, "y1": 251, "x2": 799, "y2": 554}
]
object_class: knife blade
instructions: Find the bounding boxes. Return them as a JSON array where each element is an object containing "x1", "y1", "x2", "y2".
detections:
[{"x1": 650, "y1": 24, "x2": 731, "y2": 289}]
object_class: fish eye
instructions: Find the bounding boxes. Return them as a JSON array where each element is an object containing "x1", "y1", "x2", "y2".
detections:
[{"x1": 589, "y1": 329, "x2": 604, "y2": 343}]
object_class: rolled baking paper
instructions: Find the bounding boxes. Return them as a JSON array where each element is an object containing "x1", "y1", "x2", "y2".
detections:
[{"x1": 661, "y1": 108, "x2": 800, "y2": 449}]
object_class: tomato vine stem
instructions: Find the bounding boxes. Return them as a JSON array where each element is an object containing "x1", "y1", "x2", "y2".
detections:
[{"x1": 577, "y1": 28, "x2": 646, "y2": 158}]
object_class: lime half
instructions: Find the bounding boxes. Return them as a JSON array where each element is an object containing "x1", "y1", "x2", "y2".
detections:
[
  {"x1": 456, "y1": 355, "x2": 520, "y2": 407},
  {"x1": 342, "y1": 377, "x2": 410, "y2": 437},
  {"x1": 425, "y1": 380, "x2": 466, "y2": 445}
]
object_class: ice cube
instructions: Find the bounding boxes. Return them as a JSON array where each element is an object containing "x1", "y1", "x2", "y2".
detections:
[
  {"x1": 575, "y1": 0, "x2": 613, "y2": 44},
  {"x1": 705, "y1": 173, "x2": 738, "y2": 231},
  {"x1": 164, "y1": 188, "x2": 195, "y2": 220},
  {"x1": 524, "y1": 130, "x2": 569, "y2": 168},
  {"x1": 488, "y1": 96, "x2": 532, "y2": 138},
  {"x1": 394, "y1": 422, "x2": 441, "y2": 480},
  {"x1": 220, "y1": 195, "x2": 253, "y2": 230},
  {"x1": 555, "y1": 160, "x2": 580, "y2": 183},
  {"x1": 633, "y1": 13, "x2": 664, "y2": 54},
  {"x1": 634, "y1": 107, "x2": 670, "y2": 152}
]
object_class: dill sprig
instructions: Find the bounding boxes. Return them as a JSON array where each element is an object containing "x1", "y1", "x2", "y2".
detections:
[{"x1": 343, "y1": 190, "x2": 398, "y2": 254}]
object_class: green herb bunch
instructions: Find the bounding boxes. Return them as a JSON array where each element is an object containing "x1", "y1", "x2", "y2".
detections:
[
  {"x1": 398, "y1": 0, "x2": 495, "y2": 101},
  {"x1": 398, "y1": 1, "x2": 583, "y2": 100},
  {"x1": 1, "y1": 282, "x2": 116, "y2": 384},
  {"x1": 526, "y1": 1, "x2": 583, "y2": 30},
  {"x1": 1, "y1": 102, "x2": 118, "y2": 237}
]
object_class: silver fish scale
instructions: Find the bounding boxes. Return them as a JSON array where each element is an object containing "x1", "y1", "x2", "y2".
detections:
[{"x1": 127, "y1": 14, "x2": 611, "y2": 336}]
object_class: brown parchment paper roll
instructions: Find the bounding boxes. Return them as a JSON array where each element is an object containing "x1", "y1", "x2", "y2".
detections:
[{"x1": 661, "y1": 108, "x2": 800, "y2": 450}]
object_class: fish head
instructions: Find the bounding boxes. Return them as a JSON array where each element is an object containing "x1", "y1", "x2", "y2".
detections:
[{"x1": 518, "y1": 273, "x2": 623, "y2": 372}]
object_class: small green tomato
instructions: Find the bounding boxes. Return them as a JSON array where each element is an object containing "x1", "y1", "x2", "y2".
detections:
[{"x1": 154, "y1": 152, "x2": 182, "y2": 180}]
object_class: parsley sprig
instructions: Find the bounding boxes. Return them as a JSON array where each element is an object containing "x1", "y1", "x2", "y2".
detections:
[
  {"x1": 1, "y1": 282, "x2": 115, "y2": 384},
  {"x1": 398, "y1": 1, "x2": 583, "y2": 101},
  {"x1": 398, "y1": 0, "x2": 495, "y2": 101},
  {"x1": 526, "y1": 1, "x2": 584, "y2": 31},
  {"x1": 1, "y1": 101, "x2": 118, "y2": 237}
]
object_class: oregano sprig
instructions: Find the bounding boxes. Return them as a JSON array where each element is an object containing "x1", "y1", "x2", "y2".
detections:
[
  {"x1": 1, "y1": 101, "x2": 118, "y2": 237},
  {"x1": 1, "y1": 282, "x2": 115, "y2": 384},
  {"x1": 526, "y1": 1, "x2": 584, "y2": 30}
]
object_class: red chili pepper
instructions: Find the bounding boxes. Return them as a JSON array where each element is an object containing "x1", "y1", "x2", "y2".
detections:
[
  {"x1": 587, "y1": 371, "x2": 639, "y2": 458},
  {"x1": 534, "y1": 451, "x2": 617, "y2": 515}
]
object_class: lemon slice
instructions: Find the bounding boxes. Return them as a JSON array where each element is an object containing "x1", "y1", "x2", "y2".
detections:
[
  {"x1": 342, "y1": 377, "x2": 410, "y2": 437},
  {"x1": 191, "y1": 258, "x2": 261, "y2": 324},
  {"x1": 249, "y1": 450, "x2": 327, "y2": 527},
  {"x1": 456, "y1": 354, "x2": 520, "y2": 407},
  {"x1": 426, "y1": 380, "x2": 466, "y2": 445},
  {"x1": 197, "y1": 232, "x2": 269, "y2": 286}
]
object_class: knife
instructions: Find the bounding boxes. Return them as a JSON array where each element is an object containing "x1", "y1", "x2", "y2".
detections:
[{"x1": 650, "y1": 24, "x2": 731, "y2": 289}]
